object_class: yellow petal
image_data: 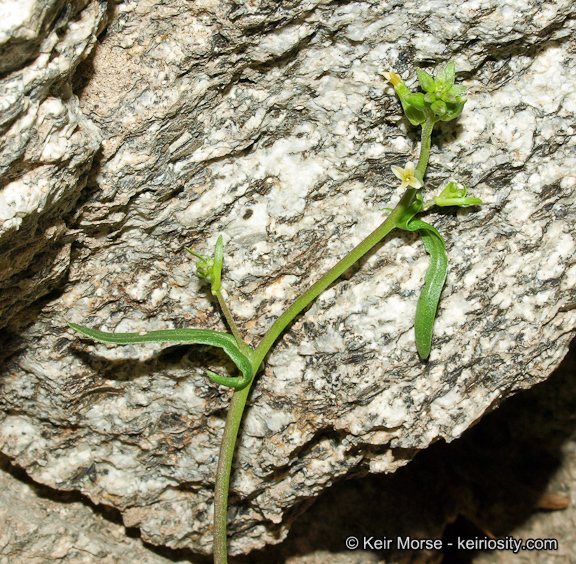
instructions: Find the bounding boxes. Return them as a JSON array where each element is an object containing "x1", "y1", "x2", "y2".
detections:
[
  {"x1": 391, "y1": 165, "x2": 405, "y2": 180},
  {"x1": 383, "y1": 69, "x2": 402, "y2": 87}
]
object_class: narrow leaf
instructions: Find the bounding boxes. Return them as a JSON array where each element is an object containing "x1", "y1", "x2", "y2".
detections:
[
  {"x1": 417, "y1": 68, "x2": 435, "y2": 93},
  {"x1": 409, "y1": 222, "x2": 448, "y2": 359},
  {"x1": 435, "y1": 61, "x2": 455, "y2": 90},
  {"x1": 434, "y1": 197, "x2": 483, "y2": 207},
  {"x1": 68, "y1": 323, "x2": 254, "y2": 389},
  {"x1": 211, "y1": 235, "x2": 224, "y2": 295},
  {"x1": 394, "y1": 194, "x2": 448, "y2": 359}
]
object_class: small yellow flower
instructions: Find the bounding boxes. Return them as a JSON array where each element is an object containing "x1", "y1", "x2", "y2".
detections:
[
  {"x1": 383, "y1": 69, "x2": 402, "y2": 87},
  {"x1": 391, "y1": 162, "x2": 422, "y2": 189}
]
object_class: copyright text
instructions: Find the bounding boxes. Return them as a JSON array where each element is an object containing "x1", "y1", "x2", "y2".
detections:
[{"x1": 344, "y1": 535, "x2": 558, "y2": 553}]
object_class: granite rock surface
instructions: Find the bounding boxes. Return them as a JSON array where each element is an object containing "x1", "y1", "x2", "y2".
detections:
[
  {"x1": 0, "y1": 454, "x2": 192, "y2": 564},
  {"x1": 0, "y1": 0, "x2": 106, "y2": 329},
  {"x1": 1, "y1": 0, "x2": 576, "y2": 557}
]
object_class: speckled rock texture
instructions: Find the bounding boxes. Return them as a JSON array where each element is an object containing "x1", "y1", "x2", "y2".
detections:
[
  {"x1": 1, "y1": 0, "x2": 576, "y2": 558},
  {"x1": 2, "y1": 335, "x2": 576, "y2": 564},
  {"x1": 0, "y1": 454, "x2": 192, "y2": 564},
  {"x1": 252, "y1": 340, "x2": 576, "y2": 563},
  {"x1": 0, "y1": 0, "x2": 106, "y2": 329}
]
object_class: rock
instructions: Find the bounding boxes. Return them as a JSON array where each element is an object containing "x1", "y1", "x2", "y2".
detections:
[
  {"x1": 0, "y1": 0, "x2": 106, "y2": 329},
  {"x1": 2, "y1": 332, "x2": 576, "y2": 564},
  {"x1": 258, "y1": 339, "x2": 576, "y2": 563},
  {"x1": 0, "y1": 454, "x2": 191, "y2": 564},
  {"x1": 1, "y1": 0, "x2": 576, "y2": 558}
]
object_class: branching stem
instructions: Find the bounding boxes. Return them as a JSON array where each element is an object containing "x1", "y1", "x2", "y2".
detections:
[
  {"x1": 212, "y1": 117, "x2": 437, "y2": 563},
  {"x1": 215, "y1": 290, "x2": 251, "y2": 357}
]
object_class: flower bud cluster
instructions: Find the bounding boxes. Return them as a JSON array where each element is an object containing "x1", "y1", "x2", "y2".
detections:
[
  {"x1": 186, "y1": 235, "x2": 224, "y2": 294},
  {"x1": 384, "y1": 62, "x2": 466, "y2": 126},
  {"x1": 430, "y1": 181, "x2": 483, "y2": 208}
]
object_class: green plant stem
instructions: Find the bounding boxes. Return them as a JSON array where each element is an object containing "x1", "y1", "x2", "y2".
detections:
[
  {"x1": 414, "y1": 116, "x2": 435, "y2": 183},
  {"x1": 253, "y1": 186, "x2": 417, "y2": 366},
  {"x1": 213, "y1": 383, "x2": 252, "y2": 564},
  {"x1": 211, "y1": 187, "x2": 418, "y2": 564},
  {"x1": 214, "y1": 290, "x2": 251, "y2": 356},
  {"x1": 212, "y1": 117, "x2": 436, "y2": 564}
]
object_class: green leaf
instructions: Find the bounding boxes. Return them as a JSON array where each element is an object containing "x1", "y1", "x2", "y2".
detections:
[
  {"x1": 435, "y1": 197, "x2": 483, "y2": 207},
  {"x1": 435, "y1": 61, "x2": 455, "y2": 90},
  {"x1": 410, "y1": 222, "x2": 448, "y2": 359},
  {"x1": 68, "y1": 323, "x2": 254, "y2": 389},
  {"x1": 211, "y1": 235, "x2": 224, "y2": 295},
  {"x1": 448, "y1": 84, "x2": 467, "y2": 97},
  {"x1": 417, "y1": 68, "x2": 435, "y2": 93},
  {"x1": 395, "y1": 193, "x2": 448, "y2": 359}
]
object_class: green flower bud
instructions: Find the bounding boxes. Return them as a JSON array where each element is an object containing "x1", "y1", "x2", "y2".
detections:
[
  {"x1": 438, "y1": 98, "x2": 466, "y2": 122},
  {"x1": 406, "y1": 92, "x2": 426, "y2": 109},
  {"x1": 433, "y1": 181, "x2": 482, "y2": 207},
  {"x1": 186, "y1": 235, "x2": 224, "y2": 295},
  {"x1": 385, "y1": 61, "x2": 466, "y2": 126},
  {"x1": 395, "y1": 83, "x2": 426, "y2": 125},
  {"x1": 431, "y1": 99, "x2": 447, "y2": 116}
]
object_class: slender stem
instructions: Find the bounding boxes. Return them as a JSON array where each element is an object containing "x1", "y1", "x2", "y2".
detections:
[
  {"x1": 213, "y1": 383, "x2": 253, "y2": 564},
  {"x1": 212, "y1": 114, "x2": 437, "y2": 564},
  {"x1": 214, "y1": 290, "x2": 251, "y2": 356},
  {"x1": 414, "y1": 116, "x2": 435, "y2": 183},
  {"x1": 211, "y1": 189, "x2": 417, "y2": 564},
  {"x1": 253, "y1": 187, "x2": 417, "y2": 367}
]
